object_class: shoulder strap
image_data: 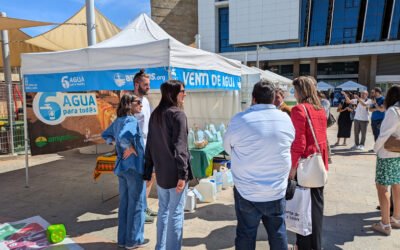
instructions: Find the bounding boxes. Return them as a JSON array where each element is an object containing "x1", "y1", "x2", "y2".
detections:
[{"x1": 301, "y1": 104, "x2": 321, "y2": 153}]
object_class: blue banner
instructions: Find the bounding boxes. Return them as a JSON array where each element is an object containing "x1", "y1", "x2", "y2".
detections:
[
  {"x1": 24, "y1": 67, "x2": 169, "y2": 93},
  {"x1": 24, "y1": 67, "x2": 241, "y2": 93}
]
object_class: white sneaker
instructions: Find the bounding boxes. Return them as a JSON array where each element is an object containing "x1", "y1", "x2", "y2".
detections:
[
  {"x1": 358, "y1": 145, "x2": 365, "y2": 151},
  {"x1": 350, "y1": 145, "x2": 358, "y2": 150}
]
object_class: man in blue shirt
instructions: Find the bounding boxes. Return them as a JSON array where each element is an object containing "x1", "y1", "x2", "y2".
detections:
[
  {"x1": 369, "y1": 87, "x2": 385, "y2": 141},
  {"x1": 224, "y1": 80, "x2": 295, "y2": 250}
]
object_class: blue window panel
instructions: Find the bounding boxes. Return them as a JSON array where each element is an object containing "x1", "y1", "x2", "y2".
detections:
[
  {"x1": 363, "y1": 0, "x2": 386, "y2": 42},
  {"x1": 309, "y1": 0, "x2": 330, "y2": 46},
  {"x1": 300, "y1": 0, "x2": 309, "y2": 46},
  {"x1": 345, "y1": 0, "x2": 360, "y2": 8},
  {"x1": 264, "y1": 43, "x2": 301, "y2": 49},
  {"x1": 389, "y1": 0, "x2": 400, "y2": 39},
  {"x1": 330, "y1": 0, "x2": 361, "y2": 44},
  {"x1": 218, "y1": 7, "x2": 234, "y2": 52}
]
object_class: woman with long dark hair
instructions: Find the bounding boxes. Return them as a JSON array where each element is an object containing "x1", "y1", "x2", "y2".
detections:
[
  {"x1": 101, "y1": 94, "x2": 148, "y2": 249},
  {"x1": 372, "y1": 85, "x2": 400, "y2": 236},
  {"x1": 144, "y1": 80, "x2": 193, "y2": 250},
  {"x1": 289, "y1": 76, "x2": 329, "y2": 250},
  {"x1": 335, "y1": 91, "x2": 354, "y2": 146}
]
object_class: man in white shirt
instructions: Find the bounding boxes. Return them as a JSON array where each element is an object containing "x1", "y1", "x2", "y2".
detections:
[
  {"x1": 224, "y1": 80, "x2": 295, "y2": 250},
  {"x1": 345, "y1": 91, "x2": 371, "y2": 151},
  {"x1": 125, "y1": 69, "x2": 157, "y2": 223}
]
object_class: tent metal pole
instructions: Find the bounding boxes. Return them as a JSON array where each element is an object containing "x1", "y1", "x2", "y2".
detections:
[
  {"x1": 86, "y1": 0, "x2": 97, "y2": 46},
  {"x1": 0, "y1": 12, "x2": 15, "y2": 155},
  {"x1": 20, "y1": 72, "x2": 29, "y2": 188}
]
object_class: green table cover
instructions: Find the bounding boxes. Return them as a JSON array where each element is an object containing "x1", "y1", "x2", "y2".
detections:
[{"x1": 190, "y1": 142, "x2": 224, "y2": 178}]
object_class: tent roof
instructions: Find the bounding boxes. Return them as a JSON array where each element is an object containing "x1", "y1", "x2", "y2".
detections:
[
  {"x1": 317, "y1": 81, "x2": 334, "y2": 91},
  {"x1": 337, "y1": 80, "x2": 367, "y2": 91},
  {"x1": 241, "y1": 64, "x2": 260, "y2": 75},
  {"x1": 0, "y1": 16, "x2": 53, "y2": 30},
  {"x1": 92, "y1": 13, "x2": 241, "y2": 73},
  {"x1": 25, "y1": 6, "x2": 120, "y2": 51},
  {"x1": 22, "y1": 13, "x2": 241, "y2": 76},
  {"x1": 250, "y1": 67, "x2": 292, "y2": 85},
  {"x1": 0, "y1": 29, "x2": 48, "y2": 67}
]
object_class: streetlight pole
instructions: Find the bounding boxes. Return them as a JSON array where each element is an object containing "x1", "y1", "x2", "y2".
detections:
[
  {"x1": 256, "y1": 44, "x2": 260, "y2": 68},
  {"x1": 86, "y1": 0, "x2": 96, "y2": 46},
  {"x1": 0, "y1": 12, "x2": 15, "y2": 154}
]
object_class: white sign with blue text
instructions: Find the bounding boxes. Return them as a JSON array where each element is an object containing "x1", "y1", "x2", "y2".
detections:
[{"x1": 33, "y1": 92, "x2": 98, "y2": 125}]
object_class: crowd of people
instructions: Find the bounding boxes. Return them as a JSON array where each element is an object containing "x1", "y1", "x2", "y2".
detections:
[{"x1": 100, "y1": 69, "x2": 400, "y2": 250}]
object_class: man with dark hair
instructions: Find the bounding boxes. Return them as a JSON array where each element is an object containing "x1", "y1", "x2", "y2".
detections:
[
  {"x1": 224, "y1": 80, "x2": 295, "y2": 250},
  {"x1": 124, "y1": 69, "x2": 157, "y2": 224},
  {"x1": 369, "y1": 87, "x2": 385, "y2": 141}
]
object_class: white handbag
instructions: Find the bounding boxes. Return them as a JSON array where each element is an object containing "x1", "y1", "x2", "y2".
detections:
[{"x1": 297, "y1": 105, "x2": 328, "y2": 188}]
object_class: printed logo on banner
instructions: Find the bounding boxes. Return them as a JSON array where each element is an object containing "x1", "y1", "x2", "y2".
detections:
[
  {"x1": 33, "y1": 92, "x2": 98, "y2": 125},
  {"x1": 113, "y1": 73, "x2": 126, "y2": 87},
  {"x1": 61, "y1": 76, "x2": 70, "y2": 89},
  {"x1": 60, "y1": 75, "x2": 85, "y2": 90},
  {"x1": 170, "y1": 68, "x2": 177, "y2": 79},
  {"x1": 34, "y1": 135, "x2": 79, "y2": 148},
  {"x1": 35, "y1": 136, "x2": 48, "y2": 148}
]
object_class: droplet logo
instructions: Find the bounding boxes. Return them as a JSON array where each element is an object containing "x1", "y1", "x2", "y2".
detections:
[
  {"x1": 61, "y1": 76, "x2": 70, "y2": 89},
  {"x1": 33, "y1": 92, "x2": 65, "y2": 125},
  {"x1": 114, "y1": 73, "x2": 126, "y2": 87}
]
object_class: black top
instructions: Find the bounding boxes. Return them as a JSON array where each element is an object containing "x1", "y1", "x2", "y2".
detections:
[{"x1": 143, "y1": 106, "x2": 193, "y2": 189}]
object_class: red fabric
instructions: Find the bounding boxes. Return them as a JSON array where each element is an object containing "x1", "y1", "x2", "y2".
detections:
[{"x1": 290, "y1": 103, "x2": 329, "y2": 170}]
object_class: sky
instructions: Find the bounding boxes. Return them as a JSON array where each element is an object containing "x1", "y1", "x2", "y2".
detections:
[{"x1": 0, "y1": 0, "x2": 151, "y2": 36}]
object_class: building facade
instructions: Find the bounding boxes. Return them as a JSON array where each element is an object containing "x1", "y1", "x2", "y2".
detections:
[
  {"x1": 198, "y1": 0, "x2": 400, "y2": 90},
  {"x1": 151, "y1": 0, "x2": 198, "y2": 46}
]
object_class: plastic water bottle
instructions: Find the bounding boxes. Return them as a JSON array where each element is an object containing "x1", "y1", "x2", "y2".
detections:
[
  {"x1": 213, "y1": 170, "x2": 223, "y2": 192},
  {"x1": 188, "y1": 129, "x2": 195, "y2": 148}
]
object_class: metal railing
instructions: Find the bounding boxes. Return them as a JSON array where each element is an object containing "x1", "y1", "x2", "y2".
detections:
[{"x1": 0, "y1": 83, "x2": 26, "y2": 154}]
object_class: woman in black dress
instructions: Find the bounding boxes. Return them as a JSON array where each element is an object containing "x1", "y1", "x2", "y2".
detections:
[{"x1": 335, "y1": 92, "x2": 354, "y2": 146}]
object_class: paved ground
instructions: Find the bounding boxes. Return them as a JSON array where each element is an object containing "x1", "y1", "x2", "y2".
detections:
[{"x1": 1, "y1": 110, "x2": 400, "y2": 249}]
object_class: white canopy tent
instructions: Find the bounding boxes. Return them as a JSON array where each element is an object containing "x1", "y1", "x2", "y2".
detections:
[
  {"x1": 336, "y1": 81, "x2": 367, "y2": 91},
  {"x1": 239, "y1": 66, "x2": 295, "y2": 109},
  {"x1": 317, "y1": 81, "x2": 335, "y2": 91},
  {"x1": 21, "y1": 13, "x2": 242, "y2": 127}
]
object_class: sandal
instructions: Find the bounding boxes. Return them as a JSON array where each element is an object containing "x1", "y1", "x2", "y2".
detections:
[
  {"x1": 371, "y1": 221, "x2": 391, "y2": 236},
  {"x1": 391, "y1": 216, "x2": 400, "y2": 229}
]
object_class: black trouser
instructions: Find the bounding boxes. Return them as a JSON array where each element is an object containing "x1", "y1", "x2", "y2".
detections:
[{"x1": 296, "y1": 187, "x2": 324, "y2": 250}]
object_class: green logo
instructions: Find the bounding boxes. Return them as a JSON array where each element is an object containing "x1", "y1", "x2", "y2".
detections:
[
  {"x1": 35, "y1": 136, "x2": 48, "y2": 147},
  {"x1": 35, "y1": 135, "x2": 79, "y2": 148}
]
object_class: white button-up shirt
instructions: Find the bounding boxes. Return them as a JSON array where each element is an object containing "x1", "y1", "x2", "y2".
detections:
[
  {"x1": 224, "y1": 104, "x2": 295, "y2": 202},
  {"x1": 374, "y1": 103, "x2": 400, "y2": 159}
]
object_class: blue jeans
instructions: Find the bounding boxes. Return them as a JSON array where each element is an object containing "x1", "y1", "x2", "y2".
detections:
[
  {"x1": 117, "y1": 169, "x2": 146, "y2": 247},
  {"x1": 371, "y1": 119, "x2": 383, "y2": 141},
  {"x1": 234, "y1": 187, "x2": 288, "y2": 250},
  {"x1": 156, "y1": 184, "x2": 188, "y2": 250}
]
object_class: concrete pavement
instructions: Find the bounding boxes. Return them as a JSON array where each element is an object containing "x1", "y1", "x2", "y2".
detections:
[{"x1": 0, "y1": 110, "x2": 399, "y2": 249}]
